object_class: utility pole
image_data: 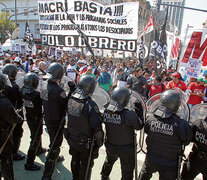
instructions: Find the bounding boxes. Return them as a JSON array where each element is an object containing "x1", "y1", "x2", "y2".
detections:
[{"x1": 15, "y1": 0, "x2": 17, "y2": 28}]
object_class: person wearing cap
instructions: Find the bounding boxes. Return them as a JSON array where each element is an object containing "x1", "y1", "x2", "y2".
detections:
[
  {"x1": 166, "y1": 72, "x2": 187, "y2": 92},
  {"x1": 187, "y1": 78, "x2": 207, "y2": 108},
  {"x1": 82, "y1": 66, "x2": 96, "y2": 79},
  {"x1": 13, "y1": 57, "x2": 25, "y2": 72},
  {"x1": 97, "y1": 65, "x2": 113, "y2": 94}
]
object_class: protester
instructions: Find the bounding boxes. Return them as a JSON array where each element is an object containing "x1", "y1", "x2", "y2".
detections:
[
  {"x1": 97, "y1": 65, "x2": 113, "y2": 94},
  {"x1": 148, "y1": 75, "x2": 165, "y2": 98},
  {"x1": 166, "y1": 72, "x2": 187, "y2": 92},
  {"x1": 187, "y1": 78, "x2": 207, "y2": 108}
]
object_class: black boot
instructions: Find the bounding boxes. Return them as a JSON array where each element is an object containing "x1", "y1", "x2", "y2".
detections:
[
  {"x1": 13, "y1": 153, "x2": 25, "y2": 161},
  {"x1": 25, "y1": 163, "x2": 41, "y2": 171},
  {"x1": 37, "y1": 148, "x2": 47, "y2": 155},
  {"x1": 57, "y1": 155, "x2": 64, "y2": 162},
  {"x1": 41, "y1": 176, "x2": 52, "y2": 180}
]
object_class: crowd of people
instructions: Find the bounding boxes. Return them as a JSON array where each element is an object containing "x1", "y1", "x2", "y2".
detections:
[
  {"x1": 0, "y1": 50, "x2": 206, "y2": 180},
  {"x1": 1, "y1": 51, "x2": 207, "y2": 105}
]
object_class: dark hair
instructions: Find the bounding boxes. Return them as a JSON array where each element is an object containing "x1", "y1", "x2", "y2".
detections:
[
  {"x1": 135, "y1": 67, "x2": 142, "y2": 73},
  {"x1": 155, "y1": 75, "x2": 162, "y2": 82}
]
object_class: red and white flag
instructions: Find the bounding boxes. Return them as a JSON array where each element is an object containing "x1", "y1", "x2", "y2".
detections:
[{"x1": 143, "y1": 16, "x2": 154, "y2": 34}]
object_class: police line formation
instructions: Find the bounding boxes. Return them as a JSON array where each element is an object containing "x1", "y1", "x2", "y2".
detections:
[{"x1": 0, "y1": 62, "x2": 206, "y2": 180}]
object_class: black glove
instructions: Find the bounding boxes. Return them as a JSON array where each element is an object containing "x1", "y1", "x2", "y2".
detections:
[
  {"x1": 94, "y1": 130, "x2": 104, "y2": 148},
  {"x1": 68, "y1": 81, "x2": 76, "y2": 93},
  {"x1": 134, "y1": 100, "x2": 143, "y2": 118}
]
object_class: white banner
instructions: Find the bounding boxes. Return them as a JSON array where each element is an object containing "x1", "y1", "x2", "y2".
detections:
[
  {"x1": 178, "y1": 29, "x2": 207, "y2": 82},
  {"x1": 37, "y1": 0, "x2": 139, "y2": 52}
]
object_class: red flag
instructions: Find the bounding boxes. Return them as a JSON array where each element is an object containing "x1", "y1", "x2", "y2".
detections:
[{"x1": 143, "y1": 16, "x2": 154, "y2": 34}]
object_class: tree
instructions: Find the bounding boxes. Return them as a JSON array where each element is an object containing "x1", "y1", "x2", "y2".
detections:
[{"x1": 0, "y1": 11, "x2": 15, "y2": 43}]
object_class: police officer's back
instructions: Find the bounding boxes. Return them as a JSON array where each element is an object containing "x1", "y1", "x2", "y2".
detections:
[
  {"x1": 181, "y1": 116, "x2": 207, "y2": 180},
  {"x1": 2, "y1": 64, "x2": 25, "y2": 161},
  {"x1": 138, "y1": 90, "x2": 192, "y2": 180},
  {"x1": 41, "y1": 63, "x2": 68, "y2": 180},
  {"x1": 0, "y1": 73, "x2": 23, "y2": 180},
  {"x1": 65, "y1": 75, "x2": 104, "y2": 180},
  {"x1": 101, "y1": 87, "x2": 143, "y2": 180},
  {"x1": 20, "y1": 73, "x2": 46, "y2": 171}
]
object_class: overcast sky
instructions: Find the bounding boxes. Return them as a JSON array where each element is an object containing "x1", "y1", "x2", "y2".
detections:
[{"x1": 148, "y1": 0, "x2": 207, "y2": 37}]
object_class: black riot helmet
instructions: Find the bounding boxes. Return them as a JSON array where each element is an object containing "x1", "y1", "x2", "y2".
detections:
[
  {"x1": 43, "y1": 62, "x2": 64, "y2": 82},
  {"x1": 72, "y1": 75, "x2": 96, "y2": 99},
  {"x1": 105, "y1": 87, "x2": 130, "y2": 112},
  {"x1": 0, "y1": 73, "x2": 6, "y2": 91},
  {"x1": 153, "y1": 90, "x2": 181, "y2": 118},
  {"x1": 21, "y1": 73, "x2": 39, "y2": 93},
  {"x1": 2, "y1": 64, "x2": 18, "y2": 80}
]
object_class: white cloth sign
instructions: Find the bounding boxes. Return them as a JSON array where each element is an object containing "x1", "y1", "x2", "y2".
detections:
[
  {"x1": 37, "y1": 0, "x2": 139, "y2": 52},
  {"x1": 187, "y1": 58, "x2": 203, "y2": 79}
]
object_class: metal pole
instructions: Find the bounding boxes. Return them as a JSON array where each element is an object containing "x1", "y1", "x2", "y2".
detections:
[
  {"x1": 15, "y1": 0, "x2": 17, "y2": 28},
  {"x1": 159, "y1": 3, "x2": 207, "y2": 13}
]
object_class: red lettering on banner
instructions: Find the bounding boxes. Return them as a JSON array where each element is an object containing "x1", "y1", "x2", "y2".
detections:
[{"x1": 182, "y1": 32, "x2": 207, "y2": 66}]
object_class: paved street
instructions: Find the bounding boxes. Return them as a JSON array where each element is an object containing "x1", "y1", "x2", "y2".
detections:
[{"x1": 12, "y1": 122, "x2": 202, "y2": 180}]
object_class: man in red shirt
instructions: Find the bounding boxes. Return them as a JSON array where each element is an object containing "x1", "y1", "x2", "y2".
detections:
[
  {"x1": 148, "y1": 75, "x2": 165, "y2": 98},
  {"x1": 187, "y1": 78, "x2": 206, "y2": 108},
  {"x1": 166, "y1": 72, "x2": 187, "y2": 92}
]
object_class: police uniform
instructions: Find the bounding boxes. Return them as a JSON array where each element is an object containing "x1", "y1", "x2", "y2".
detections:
[
  {"x1": 65, "y1": 75, "x2": 103, "y2": 180},
  {"x1": 20, "y1": 73, "x2": 45, "y2": 170},
  {"x1": 138, "y1": 90, "x2": 192, "y2": 180},
  {"x1": 2, "y1": 64, "x2": 25, "y2": 160},
  {"x1": 41, "y1": 63, "x2": 68, "y2": 180},
  {"x1": 101, "y1": 87, "x2": 144, "y2": 180},
  {"x1": 181, "y1": 117, "x2": 207, "y2": 180},
  {"x1": 0, "y1": 73, "x2": 23, "y2": 180}
]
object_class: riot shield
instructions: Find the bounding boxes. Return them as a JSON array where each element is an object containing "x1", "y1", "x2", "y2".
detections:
[
  {"x1": 15, "y1": 71, "x2": 25, "y2": 88},
  {"x1": 126, "y1": 90, "x2": 146, "y2": 155},
  {"x1": 60, "y1": 76, "x2": 77, "y2": 95},
  {"x1": 91, "y1": 84, "x2": 110, "y2": 114},
  {"x1": 146, "y1": 89, "x2": 190, "y2": 121},
  {"x1": 189, "y1": 103, "x2": 207, "y2": 126}
]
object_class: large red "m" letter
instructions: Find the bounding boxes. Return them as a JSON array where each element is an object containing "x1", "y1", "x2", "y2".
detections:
[{"x1": 182, "y1": 32, "x2": 207, "y2": 66}]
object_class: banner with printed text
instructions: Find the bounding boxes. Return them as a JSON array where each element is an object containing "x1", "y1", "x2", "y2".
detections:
[
  {"x1": 178, "y1": 29, "x2": 207, "y2": 82},
  {"x1": 37, "y1": 0, "x2": 139, "y2": 52}
]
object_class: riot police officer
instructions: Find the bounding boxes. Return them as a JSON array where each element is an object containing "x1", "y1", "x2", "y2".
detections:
[
  {"x1": 65, "y1": 75, "x2": 104, "y2": 180},
  {"x1": 0, "y1": 72, "x2": 23, "y2": 179},
  {"x1": 100, "y1": 87, "x2": 144, "y2": 180},
  {"x1": 181, "y1": 115, "x2": 207, "y2": 179},
  {"x1": 41, "y1": 63, "x2": 68, "y2": 180},
  {"x1": 138, "y1": 90, "x2": 193, "y2": 180},
  {"x1": 20, "y1": 73, "x2": 46, "y2": 171},
  {"x1": 2, "y1": 64, "x2": 25, "y2": 161}
]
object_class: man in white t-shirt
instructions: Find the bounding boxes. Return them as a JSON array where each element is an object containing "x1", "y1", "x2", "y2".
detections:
[{"x1": 66, "y1": 58, "x2": 78, "y2": 81}]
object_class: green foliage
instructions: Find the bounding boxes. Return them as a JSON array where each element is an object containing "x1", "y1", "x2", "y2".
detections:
[{"x1": 0, "y1": 11, "x2": 15, "y2": 43}]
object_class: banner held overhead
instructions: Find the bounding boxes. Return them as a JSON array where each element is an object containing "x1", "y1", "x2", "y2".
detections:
[{"x1": 37, "y1": 0, "x2": 139, "y2": 52}]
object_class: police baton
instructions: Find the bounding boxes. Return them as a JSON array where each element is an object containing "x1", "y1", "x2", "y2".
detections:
[
  {"x1": 134, "y1": 132, "x2": 138, "y2": 180},
  {"x1": 85, "y1": 137, "x2": 95, "y2": 180},
  {"x1": 47, "y1": 117, "x2": 65, "y2": 158},
  {"x1": 0, "y1": 107, "x2": 23, "y2": 155},
  {"x1": 0, "y1": 123, "x2": 16, "y2": 155}
]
